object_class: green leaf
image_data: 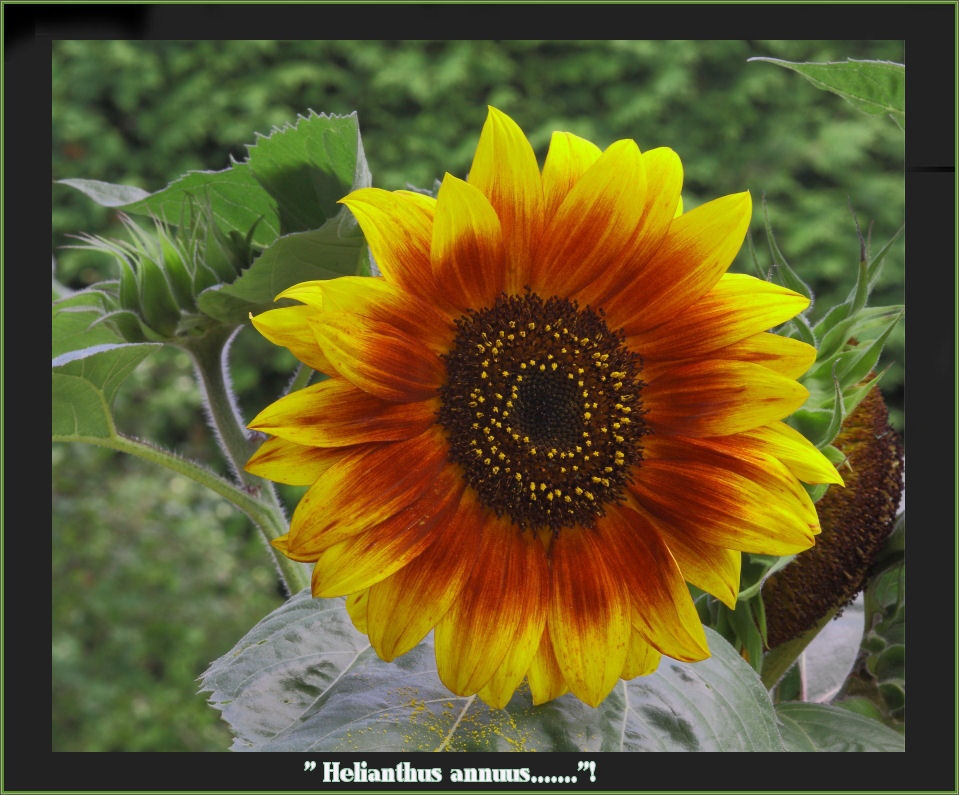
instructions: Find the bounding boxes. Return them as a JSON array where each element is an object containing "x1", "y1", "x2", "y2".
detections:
[
  {"x1": 196, "y1": 210, "x2": 369, "y2": 323},
  {"x1": 834, "y1": 310, "x2": 903, "y2": 388},
  {"x1": 55, "y1": 177, "x2": 151, "y2": 207},
  {"x1": 53, "y1": 293, "x2": 121, "y2": 358},
  {"x1": 748, "y1": 58, "x2": 904, "y2": 128},
  {"x1": 835, "y1": 696, "x2": 886, "y2": 723},
  {"x1": 874, "y1": 644, "x2": 905, "y2": 682},
  {"x1": 246, "y1": 111, "x2": 371, "y2": 235},
  {"x1": 776, "y1": 702, "x2": 904, "y2": 751},
  {"x1": 59, "y1": 165, "x2": 281, "y2": 248},
  {"x1": 201, "y1": 591, "x2": 785, "y2": 752},
  {"x1": 728, "y1": 599, "x2": 763, "y2": 673},
  {"x1": 53, "y1": 343, "x2": 161, "y2": 439}
]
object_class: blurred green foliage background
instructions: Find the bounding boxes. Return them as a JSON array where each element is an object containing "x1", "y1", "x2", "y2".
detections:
[{"x1": 52, "y1": 40, "x2": 904, "y2": 750}]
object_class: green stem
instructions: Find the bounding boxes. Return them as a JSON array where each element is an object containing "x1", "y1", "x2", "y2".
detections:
[
  {"x1": 760, "y1": 606, "x2": 839, "y2": 690},
  {"x1": 53, "y1": 432, "x2": 310, "y2": 594},
  {"x1": 284, "y1": 361, "x2": 315, "y2": 397},
  {"x1": 181, "y1": 327, "x2": 260, "y2": 489},
  {"x1": 179, "y1": 326, "x2": 310, "y2": 595}
]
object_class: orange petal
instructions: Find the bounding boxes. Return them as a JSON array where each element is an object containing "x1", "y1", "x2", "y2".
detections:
[
  {"x1": 643, "y1": 359, "x2": 809, "y2": 437},
  {"x1": 284, "y1": 427, "x2": 449, "y2": 557},
  {"x1": 526, "y1": 627, "x2": 570, "y2": 705},
  {"x1": 431, "y1": 173, "x2": 506, "y2": 311},
  {"x1": 532, "y1": 139, "x2": 645, "y2": 297},
  {"x1": 548, "y1": 526, "x2": 631, "y2": 707},
  {"x1": 434, "y1": 514, "x2": 549, "y2": 697},
  {"x1": 250, "y1": 305, "x2": 335, "y2": 375},
  {"x1": 630, "y1": 498, "x2": 741, "y2": 610},
  {"x1": 629, "y1": 436, "x2": 818, "y2": 555},
  {"x1": 642, "y1": 331, "x2": 817, "y2": 383},
  {"x1": 366, "y1": 490, "x2": 485, "y2": 662},
  {"x1": 244, "y1": 434, "x2": 351, "y2": 485},
  {"x1": 346, "y1": 589, "x2": 370, "y2": 634},
  {"x1": 475, "y1": 532, "x2": 550, "y2": 709},
  {"x1": 604, "y1": 191, "x2": 752, "y2": 333},
  {"x1": 338, "y1": 188, "x2": 440, "y2": 307},
  {"x1": 248, "y1": 377, "x2": 437, "y2": 447},
  {"x1": 576, "y1": 146, "x2": 684, "y2": 308},
  {"x1": 310, "y1": 312, "x2": 445, "y2": 403},
  {"x1": 467, "y1": 107, "x2": 544, "y2": 294},
  {"x1": 282, "y1": 275, "x2": 454, "y2": 355},
  {"x1": 540, "y1": 130, "x2": 603, "y2": 221},
  {"x1": 596, "y1": 506, "x2": 709, "y2": 662},
  {"x1": 621, "y1": 629, "x2": 662, "y2": 680},
  {"x1": 629, "y1": 273, "x2": 810, "y2": 361},
  {"x1": 310, "y1": 464, "x2": 464, "y2": 596}
]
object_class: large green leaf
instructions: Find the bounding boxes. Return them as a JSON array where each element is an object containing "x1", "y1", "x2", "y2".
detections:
[
  {"x1": 749, "y1": 58, "x2": 904, "y2": 128},
  {"x1": 53, "y1": 343, "x2": 161, "y2": 439},
  {"x1": 196, "y1": 208, "x2": 370, "y2": 324},
  {"x1": 201, "y1": 590, "x2": 784, "y2": 752},
  {"x1": 59, "y1": 163, "x2": 281, "y2": 248},
  {"x1": 53, "y1": 288, "x2": 122, "y2": 358},
  {"x1": 246, "y1": 111, "x2": 370, "y2": 235},
  {"x1": 776, "y1": 702, "x2": 904, "y2": 751}
]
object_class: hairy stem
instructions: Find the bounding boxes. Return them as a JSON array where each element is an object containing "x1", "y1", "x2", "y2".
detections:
[
  {"x1": 182, "y1": 326, "x2": 259, "y2": 489},
  {"x1": 179, "y1": 327, "x2": 309, "y2": 595}
]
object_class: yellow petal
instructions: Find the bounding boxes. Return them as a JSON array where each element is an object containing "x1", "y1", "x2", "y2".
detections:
[
  {"x1": 620, "y1": 630, "x2": 662, "y2": 680},
  {"x1": 475, "y1": 532, "x2": 549, "y2": 709},
  {"x1": 741, "y1": 421, "x2": 844, "y2": 485},
  {"x1": 310, "y1": 465, "x2": 463, "y2": 596},
  {"x1": 607, "y1": 191, "x2": 752, "y2": 333},
  {"x1": 644, "y1": 359, "x2": 809, "y2": 438},
  {"x1": 533, "y1": 138, "x2": 646, "y2": 297},
  {"x1": 345, "y1": 589, "x2": 369, "y2": 634},
  {"x1": 248, "y1": 377, "x2": 436, "y2": 447},
  {"x1": 596, "y1": 506, "x2": 710, "y2": 662},
  {"x1": 284, "y1": 427, "x2": 449, "y2": 557},
  {"x1": 526, "y1": 628, "x2": 570, "y2": 705},
  {"x1": 310, "y1": 312, "x2": 444, "y2": 403},
  {"x1": 548, "y1": 526, "x2": 631, "y2": 707},
  {"x1": 467, "y1": 106, "x2": 544, "y2": 293},
  {"x1": 434, "y1": 515, "x2": 549, "y2": 697},
  {"x1": 632, "y1": 499, "x2": 742, "y2": 610},
  {"x1": 540, "y1": 130, "x2": 602, "y2": 221},
  {"x1": 366, "y1": 490, "x2": 484, "y2": 662},
  {"x1": 691, "y1": 331, "x2": 817, "y2": 380},
  {"x1": 338, "y1": 188, "x2": 439, "y2": 306},
  {"x1": 244, "y1": 434, "x2": 348, "y2": 485},
  {"x1": 431, "y1": 173, "x2": 506, "y2": 311},
  {"x1": 250, "y1": 305, "x2": 335, "y2": 375},
  {"x1": 630, "y1": 273, "x2": 810, "y2": 361},
  {"x1": 631, "y1": 438, "x2": 818, "y2": 556}
]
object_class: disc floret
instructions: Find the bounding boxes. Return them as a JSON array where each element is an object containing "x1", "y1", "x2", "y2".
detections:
[{"x1": 439, "y1": 292, "x2": 648, "y2": 530}]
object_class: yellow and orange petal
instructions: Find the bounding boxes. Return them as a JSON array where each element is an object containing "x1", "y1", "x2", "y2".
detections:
[{"x1": 246, "y1": 106, "x2": 840, "y2": 710}]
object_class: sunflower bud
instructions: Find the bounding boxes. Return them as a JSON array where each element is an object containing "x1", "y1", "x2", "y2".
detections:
[
  {"x1": 68, "y1": 206, "x2": 258, "y2": 343},
  {"x1": 762, "y1": 384, "x2": 903, "y2": 648}
]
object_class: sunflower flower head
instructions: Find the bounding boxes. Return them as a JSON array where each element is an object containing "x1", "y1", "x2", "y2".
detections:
[
  {"x1": 245, "y1": 107, "x2": 841, "y2": 708},
  {"x1": 762, "y1": 382, "x2": 903, "y2": 648}
]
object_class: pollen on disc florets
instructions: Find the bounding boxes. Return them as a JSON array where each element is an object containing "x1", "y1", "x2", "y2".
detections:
[{"x1": 438, "y1": 291, "x2": 648, "y2": 531}]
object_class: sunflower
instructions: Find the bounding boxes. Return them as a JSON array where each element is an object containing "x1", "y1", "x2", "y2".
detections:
[{"x1": 245, "y1": 107, "x2": 842, "y2": 709}]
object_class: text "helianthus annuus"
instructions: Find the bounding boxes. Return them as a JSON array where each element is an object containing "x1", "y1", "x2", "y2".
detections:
[{"x1": 246, "y1": 107, "x2": 841, "y2": 708}]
